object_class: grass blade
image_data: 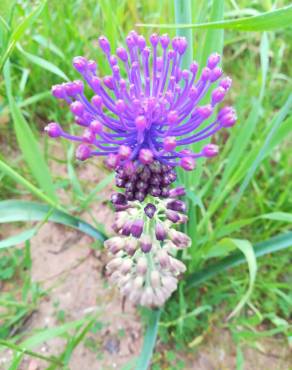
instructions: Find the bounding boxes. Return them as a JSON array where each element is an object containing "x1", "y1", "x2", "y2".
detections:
[
  {"x1": 0, "y1": 0, "x2": 47, "y2": 70},
  {"x1": 186, "y1": 231, "x2": 292, "y2": 289},
  {"x1": 135, "y1": 309, "x2": 161, "y2": 370},
  {"x1": 0, "y1": 200, "x2": 106, "y2": 242},
  {"x1": 3, "y1": 60, "x2": 57, "y2": 202},
  {"x1": 0, "y1": 228, "x2": 36, "y2": 249},
  {"x1": 138, "y1": 5, "x2": 292, "y2": 31},
  {"x1": 224, "y1": 239, "x2": 257, "y2": 319},
  {"x1": 0, "y1": 159, "x2": 58, "y2": 208}
]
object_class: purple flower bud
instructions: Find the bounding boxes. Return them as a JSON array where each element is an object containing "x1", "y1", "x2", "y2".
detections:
[
  {"x1": 124, "y1": 161, "x2": 135, "y2": 176},
  {"x1": 137, "y1": 35, "x2": 146, "y2": 49},
  {"x1": 90, "y1": 120, "x2": 103, "y2": 134},
  {"x1": 201, "y1": 67, "x2": 211, "y2": 81},
  {"x1": 70, "y1": 101, "x2": 84, "y2": 116},
  {"x1": 139, "y1": 149, "x2": 154, "y2": 165},
  {"x1": 51, "y1": 84, "x2": 66, "y2": 99},
  {"x1": 134, "y1": 191, "x2": 146, "y2": 202},
  {"x1": 155, "y1": 222, "x2": 167, "y2": 241},
  {"x1": 103, "y1": 76, "x2": 114, "y2": 90},
  {"x1": 169, "y1": 186, "x2": 186, "y2": 197},
  {"x1": 116, "y1": 47, "x2": 128, "y2": 62},
  {"x1": 76, "y1": 144, "x2": 91, "y2": 161},
  {"x1": 98, "y1": 36, "x2": 111, "y2": 54},
  {"x1": 131, "y1": 219, "x2": 144, "y2": 238},
  {"x1": 212, "y1": 87, "x2": 226, "y2": 105},
  {"x1": 167, "y1": 110, "x2": 178, "y2": 125},
  {"x1": 105, "y1": 153, "x2": 119, "y2": 169},
  {"x1": 118, "y1": 145, "x2": 131, "y2": 160},
  {"x1": 111, "y1": 192, "x2": 127, "y2": 205},
  {"x1": 220, "y1": 77, "x2": 232, "y2": 90},
  {"x1": 135, "y1": 115, "x2": 147, "y2": 131},
  {"x1": 190, "y1": 61, "x2": 198, "y2": 74},
  {"x1": 73, "y1": 56, "x2": 87, "y2": 72},
  {"x1": 87, "y1": 60, "x2": 97, "y2": 72},
  {"x1": 166, "y1": 209, "x2": 180, "y2": 223},
  {"x1": 82, "y1": 128, "x2": 95, "y2": 143},
  {"x1": 210, "y1": 67, "x2": 223, "y2": 82},
  {"x1": 202, "y1": 144, "x2": 219, "y2": 157},
  {"x1": 157, "y1": 250, "x2": 169, "y2": 268},
  {"x1": 160, "y1": 33, "x2": 170, "y2": 48},
  {"x1": 124, "y1": 239, "x2": 138, "y2": 256},
  {"x1": 104, "y1": 236, "x2": 124, "y2": 254},
  {"x1": 163, "y1": 136, "x2": 176, "y2": 152},
  {"x1": 167, "y1": 200, "x2": 186, "y2": 213},
  {"x1": 144, "y1": 203, "x2": 156, "y2": 219},
  {"x1": 176, "y1": 37, "x2": 188, "y2": 54},
  {"x1": 169, "y1": 229, "x2": 191, "y2": 249},
  {"x1": 180, "y1": 157, "x2": 196, "y2": 171},
  {"x1": 149, "y1": 186, "x2": 161, "y2": 197},
  {"x1": 115, "y1": 99, "x2": 126, "y2": 113},
  {"x1": 197, "y1": 104, "x2": 213, "y2": 119},
  {"x1": 91, "y1": 95, "x2": 103, "y2": 108},
  {"x1": 44, "y1": 122, "x2": 62, "y2": 138},
  {"x1": 150, "y1": 33, "x2": 159, "y2": 46},
  {"x1": 122, "y1": 220, "x2": 132, "y2": 236},
  {"x1": 140, "y1": 235, "x2": 152, "y2": 253},
  {"x1": 218, "y1": 107, "x2": 237, "y2": 127},
  {"x1": 207, "y1": 53, "x2": 221, "y2": 69}
]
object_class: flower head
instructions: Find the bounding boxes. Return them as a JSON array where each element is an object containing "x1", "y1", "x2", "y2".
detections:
[{"x1": 46, "y1": 31, "x2": 237, "y2": 176}]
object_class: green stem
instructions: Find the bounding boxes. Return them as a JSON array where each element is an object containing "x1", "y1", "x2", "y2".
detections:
[{"x1": 135, "y1": 309, "x2": 161, "y2": 370}]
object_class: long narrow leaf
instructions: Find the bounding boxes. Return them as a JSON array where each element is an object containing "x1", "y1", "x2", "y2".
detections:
[
  {"x1": 0, "y1": 228, "x2": 36, "y2": 249},
  {"x1": 138, "y1": 5, "x2": 292, "y2": 31},
  {"x1": 0, "y1": 200, "x2": 106, "y2": 242},
  {"x1": 135, "y1": 309, "x2": 161, "y2": 370},
  {"x1": 3, "y1": 60, "x2": 57, "y2": 201},
  {"x1": 0, "y1": 0, "x2": 47, "y2": 70},
  {"x1": 186, "y1": 231, "x2": 292, "y2": 289}
]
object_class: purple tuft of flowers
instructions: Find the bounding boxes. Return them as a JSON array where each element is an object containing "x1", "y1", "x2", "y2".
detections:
[{"x1": 45, "y1": 31, "x2": 237, "y2": 174}]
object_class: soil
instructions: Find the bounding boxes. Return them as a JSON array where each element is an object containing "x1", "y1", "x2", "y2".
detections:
[{"x1": 0, "y1": 158, "x2": 290, "y2": 370}]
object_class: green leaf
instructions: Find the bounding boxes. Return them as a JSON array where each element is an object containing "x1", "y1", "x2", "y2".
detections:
[
  {"x1": 17, "y1": 44, "x2": 69, "y2": 81},
  {"x1": 3, "y1": 60, "x2": 57, "y2": 202},
  {"x1": 0, "y1": 228, "x2": 36, "y2": 249},
  {"x1": 0, "y1": 339, "x2": 63, "y2": 366},
  {"x1": 224, "y1": 239, "x2": 257, "y2": 319},
  {"x1": 0, "y1": 159, "x2": 58, "y2": 209},
  {"x1": 0, "y1": 0, "x2": 47, "y2": 70},
  {"x1": 135, "y1": 309, "x2": 161, "y2": 370},
  {"x1": 261, "y1": 212, "x2": 292, "y2": 223},
  {"x1": 186, "y1": 231, "x2": 292, "y2": 289},
  {"x1": 0, "y1": 200, "x2": 106, "y2": 242},
  {"x1": 138, "y1": 5, "x2": 292, "y2": 32}
]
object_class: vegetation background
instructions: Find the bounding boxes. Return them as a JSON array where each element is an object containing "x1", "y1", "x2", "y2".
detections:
[{"x1": 0, "y1": 0, "x2": 291, "y2": 369}]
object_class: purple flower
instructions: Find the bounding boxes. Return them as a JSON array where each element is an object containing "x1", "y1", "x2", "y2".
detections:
[{"x1": 45, "y1": 31, "x2": 237, "y2": 172}]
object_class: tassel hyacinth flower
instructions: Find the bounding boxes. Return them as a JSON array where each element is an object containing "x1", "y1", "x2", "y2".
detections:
[{"x1": 45, "y1": 31, "x2": 237, "y2": 307}]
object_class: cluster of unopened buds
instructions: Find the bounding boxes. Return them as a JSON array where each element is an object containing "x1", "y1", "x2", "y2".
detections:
[{"x1": 45, "y1": 31, "x2": 237, "y2": 307}]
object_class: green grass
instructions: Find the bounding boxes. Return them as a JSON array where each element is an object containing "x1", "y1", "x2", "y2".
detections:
[{"x1": 0, "y1": 0, "x2": 291, "y2": 369}]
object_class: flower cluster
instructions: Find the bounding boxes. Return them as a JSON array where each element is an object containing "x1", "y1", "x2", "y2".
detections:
[
  {"x1": 106, "y1": 189, "x2": 190, "y2": 307},
  {"x1": 45, "y1": 31, "x2": 237, "y2": 307},
  {"x1": 45, "y1": 30, "x2": 236, "y2": 173}
]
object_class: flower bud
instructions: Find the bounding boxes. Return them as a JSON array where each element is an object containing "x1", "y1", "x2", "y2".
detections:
[
  {"x1": 166, "y1": 200, "x2": 186, "y2": 213},
  {"x1": 137, "y1": 257, "x2": 148, "y2": 275},
  {"x1": 139, "y1": 149, "x2": 154, "y2": 165},
  {"x1": 168, "y1": 229, "x2": 191, "y2": 249},
  {"x1": 155, "y1": 222, "x2": 167, "y2": 241},
  {"x1": 76, "y1": 144, "x2": 91, "y2": 161},
  {"x1": 130, "y1": 219, "x2": 144, "y2": 238},
  {"x1": 202, "y1": 144, "x2": 219, "y2": 158},
  {"x1": 120, "y1": 258, "x2": 133, "y2": 274},
  {"x1": 169, "y1": 186, "x2": 186, "y2": 198},
  {"x1": 157, "y1": 249, "x2": 169, "y2": 268},
  {"x1": 150, "y1": 271, "x2": 161, "y2": 288},
  {"x1": 44, "y1": 122, "x2": 62, "y2": 138},
  {"x1": 140, "y1": 235, "x2": 152, "y2": 253}
]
